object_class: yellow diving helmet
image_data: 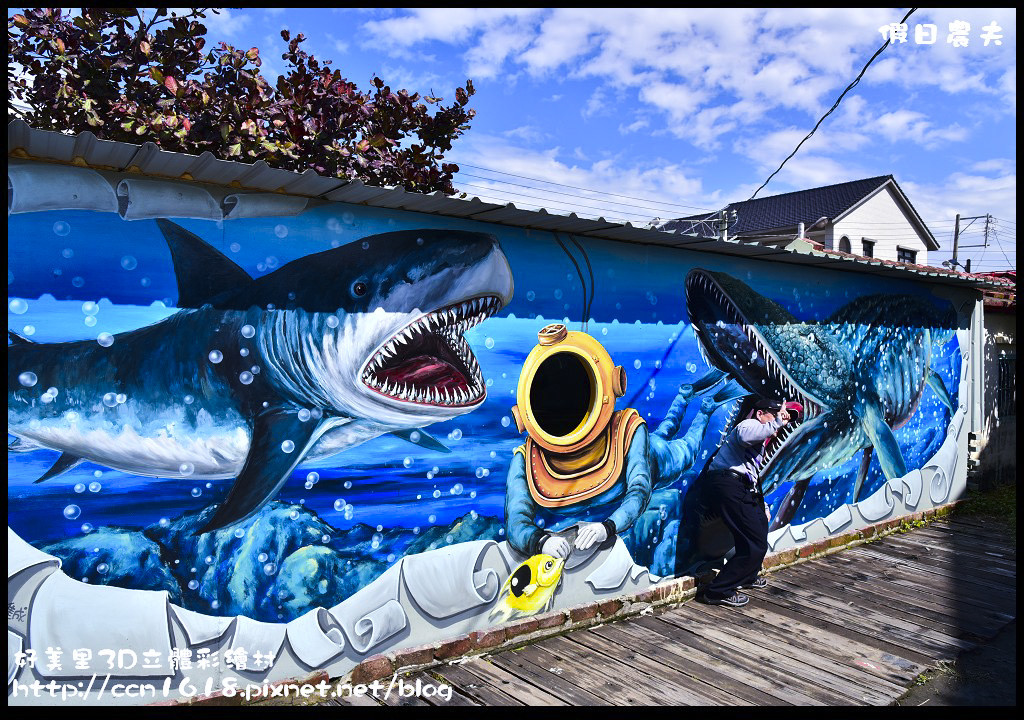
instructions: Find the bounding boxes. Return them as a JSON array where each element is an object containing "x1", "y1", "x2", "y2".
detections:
[{"x1": 510, "y1": 323, "x2": 627, "y2": 453}]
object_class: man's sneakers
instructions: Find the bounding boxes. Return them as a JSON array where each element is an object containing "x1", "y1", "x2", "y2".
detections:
[
  {"x1": 696, "y1": 591, "x2": 749, "y2": 607},
  {"x1": 740, "y1": 576, "x2": 768, "y2": 589}
]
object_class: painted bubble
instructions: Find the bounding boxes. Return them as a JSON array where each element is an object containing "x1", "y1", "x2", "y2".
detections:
[
  {"x1": 322, "y1": 535, "x2": 331, "y2": 544},
  {"x1": 281, "y1": 440, "x2": 295, "y2": 453},
  {"x1": 63, "y1": 505, "x2": 81, "y2": 520},
  {"x1": 307, "y1": 471, "x2": 319, "y2": 484},
  {"x1": 263, "y1": 563, "x2": 277, "y2": 575},
  {"x1": 96, "y1": 563, "x2": 109, "y2": 575},
  {"x1": 450, "y1": 428, "x2": 463, "y2": 441},
  {"x1": 634, "y1": 359, "x2": 642, "y2": 369},
  {"x1": 9, "y1": 298, "x2": 28, "y2": 314},
  {"x1": 179, "y1": 462, "x2": 195, "y2": 477},
  {"x1": 229, "y1": 242, "x2": 241, "y2": 253},
  {"x1": 326, "y1": 315, "x2": 340, "y2": 328},
  {"x1": 428, "y1": 514, "x2": 437, "y2": 524},
  {"x1": 452, "y1": 483, "x2": 464, "y2": 495},
  {"x1": 343, "y1": 505, "x2": 354, "y2": 520},
  {"x1": 234, "y1": 528, "x2": 246, "y2": 539},
  {"x1": 22, "y1": 325, "x2": 36, "y2": 337},
  {"x1": 208, "y1": 350, "x2": 223, "y2": 364},
  {"x1": 239, "y1": 348, "x2": 249, "y2": 357},
  {"x1": 81, "y1": 523, "x2": 93, "y2": 534},
  {"x1": 53, "y1": 221, "x2": 71, "y2": 236},
  {"x1": 526, "y1": 291, "x2": 536, "y2": 301},
  {"x1": 333, "y1": 499, "x2": 347, "y2": 512},
  {"x1": 274, "y1": 225, "x2": 288, "y2": 238},
  {"x1": 97, "y1": 333, "x2": 114, "y2": 347},
  {"x1": 82, "y1": 301, "x2": 99, "y2": 316},
  {"x1": 184, "y1": 394, "x2": 194, "y2": 404},
  {"x1": 74, "y1": 483, "x2": 86, "y2": 494},
  {"x1": 191, "y1": 487, "x2": 202, "y2": 497},
  {"x1": 298, "y1": 408, "x2": 311, "y2": 422},
  {"x1": 257, "y1": 553, "x2": 269, "y2": 563},
  {"x1": 140, "y1": 277, "x2": 151, "y2": 287},
  {"x1": 403, "y1": 457, "x2": 412, "y2": 468},
  {"x1": 188, "y1": 580, "x2": 199, "y2": 590},
  {"x1": 88, "y1": 481, "x2": 101, "y2": 493},
  {"x1": 484, "y1": 337, "x2": 495, "y2": 349},
  {"x1": 239, "y1": 371, "x2": 254, "y2": 385},
  {"x1": 305, "y1": 480, "x2": 314, "y2": 490},
  {"x1": 83, "y1": 315, "x2": 97, "y2": 327},
  {"x1": 289, "y1": 509, "x2": 300, "y2": 520},
  {"x1": 115, "y1": 393, "x2": 127, "y2": 404},
  {"x1": 120, "y1": 255, "x2": 138, "y2": 270},
  {"x1": 475, "y1": 467, "x2": 485, "y2": 478},
  {"x1": 62, "y1": 248, "x2": 74, "y2": 258},
  {"x1": 205, "y1": 555, "x2": 215, "y2": 565},
  {"x1": 159, "y1": 517, "x2": 170, "y2": 528},
  {"x1": 18, "y1": 372, "x2": 37, "y2": 387},
  {"x1": 501, "y1": 416, "x2": 511, "y2": 427},
  {"x1": 432, "y1": 489, "x2": 441, "y2": 499},
  {"x1": 343, "y1": 480, "x2": 352, "y2": 489},
  {"x1": 102, "y1": 392, "x2": 118, "y2": 407},
  {"x1": 241, "y1": 324, "x2": 256, "y2": 338}
]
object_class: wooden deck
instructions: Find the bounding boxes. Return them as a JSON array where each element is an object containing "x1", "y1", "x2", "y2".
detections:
[{"x1": 335, "y1": 516, "x2": 1016, "y2": 706}]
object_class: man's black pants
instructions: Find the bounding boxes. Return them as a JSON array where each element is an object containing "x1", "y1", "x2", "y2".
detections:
[{"x1": 702, "y1": 469, "x2": 769, "y2": 600}]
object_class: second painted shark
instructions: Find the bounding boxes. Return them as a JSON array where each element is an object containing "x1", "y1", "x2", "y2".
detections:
[
  {"x1": 681, "y1": 269, "x2": 956, "y2": 546},
  {"x1": 9, "y1": 220, "x2": 513, "y2": 533}
]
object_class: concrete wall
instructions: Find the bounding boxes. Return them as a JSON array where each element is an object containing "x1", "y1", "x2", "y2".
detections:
[
  {"x1": 826, "y1": 185, "x2": 932, "y2": 265},
  {"x1": 8, "y1": 160, "x2": 979, "y2": 704}
]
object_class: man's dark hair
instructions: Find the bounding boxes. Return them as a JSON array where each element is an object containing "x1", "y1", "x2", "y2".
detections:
[{"x1": 753, "y1": 398, "x2": 783, "y2": 412}]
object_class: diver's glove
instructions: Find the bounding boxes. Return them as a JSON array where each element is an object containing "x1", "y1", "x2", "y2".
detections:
[
  {"x1": 541, "y1": 535, "x2": 571, "y2": 560},
  {"x1": 574, "y1": 522, "x2": 610, "y2": 551}
]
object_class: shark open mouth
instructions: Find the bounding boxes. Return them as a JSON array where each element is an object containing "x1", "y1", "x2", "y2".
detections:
[
  {"x1": 361, "y1": 295, "x2": 502, "y2": 407},
  {"x1": 685, "y1": 270, "x2": 825, "y2": 476}
]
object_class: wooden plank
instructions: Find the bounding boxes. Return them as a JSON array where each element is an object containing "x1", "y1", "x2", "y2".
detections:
[
  {"x1": 659, "y1": 604, "x2": 900, "y2": 705},
  {"x1": 778, "y1": 561, "x2": 1004, "y2": 639},
  {"x1": 456, "y1": 657, "x2": 569, "y2": 706},
  {"x1": 377, "y1": 673, "x2": 433, "y2": 707},
  {"x1": 835, "y1": 546, "x2": 1017, "y2": 603},
  {"x1": 567, "y1": 626, "x2": 756, "y2": 706},
  {"x1": 323, "y1": 690, "x2": 382, "y2": 706},
  {"x1": 539, "y1": 634, "x2": 720, "y2": 705},
  {"x1": 847, "y1": 545, "x2": 1017, "y2": 591},
  {"x1": 754, "y1": 573, "x2": 977, "y2": 656},
  {"x1": 512, "y1": 641, "x2": 669, "y2": 707},
  {"x1": 589, "y1": 618, "x2": 803, "y2": 705},
  {"x1": 750, "y1": 579, "x2": 964, "y2": 662},
  {"x1": 882, "y1": 532, "x2": 1018, "y2": 569},
  {"x1": 862, "y1": 537, "x2": 1018, "y2": 581},
  {"x1": 914, "y1": 522, "x2": 1017, "y2": 551},
  {"x1": 625, "y1": 614, "x2": 834, "y2": 705},
  {"x1": 690, "y1": 599, "x2": 931, "y2": 684},
  {"x1": 817, "y1": 551, "x2": 1017, "y2": 622},
  {"x1": 430, "y1": 662, "x2": 527, "y2": 706},
  {"x1": 673, "y1": 603, "x2": 912, "y2": 702},
  {"x1": 489, "y1": 649, "x2": 613, "y2": 706}
]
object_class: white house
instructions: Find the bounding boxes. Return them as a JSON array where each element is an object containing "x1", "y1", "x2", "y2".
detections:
[{"x1": 660, "y1": 175, "x2": 940, "y2": 267}]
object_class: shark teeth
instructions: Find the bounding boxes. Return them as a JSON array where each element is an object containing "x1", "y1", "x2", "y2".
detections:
[{"x1": 361, "y1": 295, "x2": 501, "y2": 407}]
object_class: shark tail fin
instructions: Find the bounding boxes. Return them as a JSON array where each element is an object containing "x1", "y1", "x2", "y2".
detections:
[
  {"x1": 390, "y1": 429, "x2": 451, "y2": 453},
  {"x1": 9, "y1": 330, "x2": 35, "y2": 345}
]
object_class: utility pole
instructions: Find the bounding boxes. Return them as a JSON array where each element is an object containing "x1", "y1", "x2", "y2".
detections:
[{"x1": 951, "y1": 213, "x2": 960, "y2": 267}]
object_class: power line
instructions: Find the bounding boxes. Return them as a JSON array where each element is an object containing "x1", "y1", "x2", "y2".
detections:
[
  {"x1": 748, "y1": 8, "x2": 918, "y2": 200},
  {"x1": 454, "y1": 162, "x2": 716, "y2": 213}
]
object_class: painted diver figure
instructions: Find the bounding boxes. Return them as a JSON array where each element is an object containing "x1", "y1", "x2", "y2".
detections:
[{"x1": 504, "y1": 323, "x2": 746, "y2": 559}]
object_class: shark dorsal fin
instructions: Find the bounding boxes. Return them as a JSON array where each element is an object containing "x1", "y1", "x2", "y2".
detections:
[
  {"x1": 154, "y1": 218, "x2": 253, "y2": 308},
  {"x1": 8, "y1": 330, "x2": 35, "y2": 345}
]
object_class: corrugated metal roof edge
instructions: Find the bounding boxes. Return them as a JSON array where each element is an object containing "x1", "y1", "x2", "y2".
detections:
[{"x1": 7, "y1": 120, "x2": 1011, "y2": 293}]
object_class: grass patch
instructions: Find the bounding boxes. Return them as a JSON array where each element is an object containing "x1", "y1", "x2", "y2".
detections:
[{"x1": 953, "y1": 483, "x2": 1016, "y2": 536}]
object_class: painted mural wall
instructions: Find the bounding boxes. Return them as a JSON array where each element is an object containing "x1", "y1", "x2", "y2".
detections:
[{"x1": 8, "y1": 160, "x2": 976, "y2": 704}]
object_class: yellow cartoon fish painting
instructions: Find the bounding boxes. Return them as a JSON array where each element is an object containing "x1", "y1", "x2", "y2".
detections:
[{"x1": 488, "y1": 553, "x2": 565, "y2": 624}]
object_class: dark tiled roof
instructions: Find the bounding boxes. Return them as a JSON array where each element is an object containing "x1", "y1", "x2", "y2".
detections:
[{"x1": 662, "y1": 175, "x2": 893, "y2": 236}]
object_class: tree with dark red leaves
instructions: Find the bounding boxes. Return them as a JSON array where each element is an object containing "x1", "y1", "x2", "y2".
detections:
[{"x1": 8, "y1": 8, "x2": 476, "y2": 194}]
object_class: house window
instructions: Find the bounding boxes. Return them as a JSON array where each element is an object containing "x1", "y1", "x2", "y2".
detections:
[
  {"x1": 897, "y1": 247, "x2": 917, "y2": 264},
  {"x1": 838, "y1": 236, "x2": 851, "y2": 253},
  {"x1": 998, "y1": 355, "x2": 1016, "y2": 417},
  {"x1": 862, "y1": 240, "x2": 874, "y2": 257}
]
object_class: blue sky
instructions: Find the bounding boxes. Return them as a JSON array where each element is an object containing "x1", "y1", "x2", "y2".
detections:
[{"x1": 39, "y1": 8, "x2": 1024, "y2": 271}]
